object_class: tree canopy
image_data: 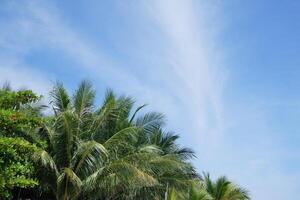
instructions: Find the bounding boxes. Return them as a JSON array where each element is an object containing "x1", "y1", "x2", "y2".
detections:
[
  {"x1": 0, "y1": 81, "x2": 250, "y2": 200},
  {"x1": 0, "y1": 87, "x2": 43, "y2": 199}
]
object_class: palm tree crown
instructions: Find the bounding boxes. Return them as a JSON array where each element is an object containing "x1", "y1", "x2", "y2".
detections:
[
  {"x1": 199, "y1": 173, "x2": 250, "y2": 200},
  {"x1": 36, "y1": 80, "x2": 198, "y2": 200}
]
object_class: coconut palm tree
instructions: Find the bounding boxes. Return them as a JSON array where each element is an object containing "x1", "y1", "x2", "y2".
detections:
[
  {"x1": 200, "y1": 173, "x2": 250, "y2": 200},
  {"x1": 36, "y1": 80, "x2": 198, "y2": 200},
  {"x1": 165, "y1": 173, "x2": 249, "y2": 200}
]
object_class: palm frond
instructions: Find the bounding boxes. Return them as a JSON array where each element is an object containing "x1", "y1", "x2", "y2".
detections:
[
  {"x1": 52, "y1": 111, "x2": 78, "y2": 168},
  {"x1": 103, "y1": 161, "x2": 159, "y2": 188},
  {"x1": 135, "y1": 112, "x2": 165, "y2": 136},
  {"x1": 189, "y1": 186, "x2": 212, "y2": 200},
  {"x1": 33, "y1": 149, "x2": 58, "y2": 175},
  {"x1": 73, "y1": 80, "x2": 95, "y2": 117},
  {"x1": 115, "y1": 95, "x2": 135, "y2": 121},
  {"x1": 57, "y1": 168, "x2": 82, "y2": 200},
  {"x1": 71, "y1": 140, "x2": 108, "y2": 178},
  {"x1": 104, "y1": 126, "x2": 138, "y2": 150},
  {"x1": 83, "y1": 161, "x2": 159, "y2": 199},
  {"x1": 214, "y1": 176, "x2": 230, "y2": 200},
  {"x1": 166, "y1": 187, "x2": 177, "y2": 200},
  {"x1": 224, "y1": 183, "x2": 250, "y2": 200},
  {"x1": 90, "y1": 93, "x2": 117, "y2": 139},
  {"x1": 50, "y1": 82, "x2": 70, "y2": 114},
  {"x1": 129, "y1": 104, "x2": 147, "y2": 123},
  {"x1": 174, "y1": 147, "x2": 196, "y2": 160},
  {"x1": 81, "y1": 167, "x2": 105, "y2": 192},
  {"x1": 138, "y1": 145, "x2": 163, "y2": 154},
  {"x1": 202, "y1": 173, "x2": 250, "y2": 200},
  {"x1": 203, "y1": 173, "x2": 215, "y2": 197}
]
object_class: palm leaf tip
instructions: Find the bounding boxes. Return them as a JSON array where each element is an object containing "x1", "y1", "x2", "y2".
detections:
[
  {"x1": 50, "y1": 81, "x2": 70, "y2": 113},
  {"x1": 73, "y1": 80, "x2": 95, "y2": 116},
  {"x1": 135, "y1": 112, "x2": 165, "y2": 135}
]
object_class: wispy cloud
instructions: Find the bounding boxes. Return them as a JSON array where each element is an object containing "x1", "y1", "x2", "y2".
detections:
[
  {"x1": 146, "y1": 0, "x2": 226, "y2": 142},
  {"x1": 0, "y1": 0, "x2": 226, "y2": 160},
  {"x1": 0, "y1": 1, "x2": 226, "y2": 139}
]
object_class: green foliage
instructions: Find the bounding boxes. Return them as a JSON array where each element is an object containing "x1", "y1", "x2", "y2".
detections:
[
  {"x1": 0, "y1": 109, "x2": 41, "y2": 136},
  {"x1": 0, "y1": 89, "x2": 40, "y2": 110},
  {"x1": 166, "y1": 174, "x2": 250, "y2": 200},
  {"x1": 0, "y1": 87, "x2": 43, "y2": 198},
  {"x1": 0, "y1": 89, "x2": 42, "y2": 137},
  {"x1": 0, "y1": 137, "x2": 38, "y2": 199},
  {"x1": 0, "y1": 81, "x2": 251, "y2": 199},
  {"x1": 198, "y1": 173, "x2": 250, "y2": 200},
  {"x1": 34, "y1": 81, "x2": 199, "y2": 200}
]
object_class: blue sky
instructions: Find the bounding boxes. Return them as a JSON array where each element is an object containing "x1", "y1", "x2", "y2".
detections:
[{"x1": 1, "y1": 0, "x2": 300, "y2": 199}]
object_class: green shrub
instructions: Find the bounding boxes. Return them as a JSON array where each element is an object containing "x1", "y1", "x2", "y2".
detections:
[{"x1": 0, "y1": 137, "x2": 38, "y2": 199}]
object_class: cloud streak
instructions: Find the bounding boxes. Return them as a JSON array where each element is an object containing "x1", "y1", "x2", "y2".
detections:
[
  {"x1": 147, "y1": 0, "x2": 226, "y2": 141},
  {"x1": 0, "y1": 0, "x2": 225, "y2": 168},
  {"x1": 0, "y1": 1, "x2": 226, "y2": 139}
]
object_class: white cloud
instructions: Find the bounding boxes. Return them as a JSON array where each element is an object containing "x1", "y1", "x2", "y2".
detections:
[
  {"x1": 0, "y1": 0, "x2": 180, "y2": 118},
  {"x1": 1, "y1": 0, "x2": 226, "y2": 158},
  {"x1": 146, "y1": 0, "x2": 226, "y2": 141}
]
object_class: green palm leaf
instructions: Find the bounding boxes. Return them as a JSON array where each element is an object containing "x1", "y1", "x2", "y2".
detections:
[
  {"x1": 50, "y1": 82, "x2": 70, "y2": 114},
  {"x1": 73, "y1": 80, "x2": 95, "y2": 117},
  {"x1": 71, "y1": 140, "x2": 108, "y2": 178},
  {"x1": 52, "y1": 111, "x2": 78, "y2": 168},
  {"x1": 57, "y1": 168, "x2": 82, "y2": 200}
]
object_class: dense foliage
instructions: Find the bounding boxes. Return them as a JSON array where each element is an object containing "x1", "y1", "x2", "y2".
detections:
[
  {"x1": 35, "y1": 81, "x2": 198, "y2": 200},
  {"x1": 0, "y1": 81, "x2": 250, "y2": 200},
  {"x1": 0, "y1": 87, "x2": 43, "y2": 199},
  {"x1": 0, "y1": 137, "x2": 38, "y2": 199}
]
